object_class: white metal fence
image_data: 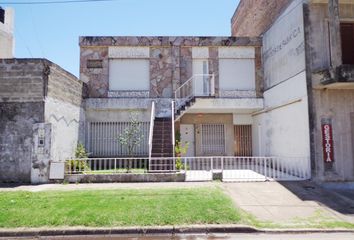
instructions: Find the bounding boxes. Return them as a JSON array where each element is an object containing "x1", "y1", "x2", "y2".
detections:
[
  {"x1": 87, "y1": 122, "x2": 150, "y2": 157},
  {"x1": 65, "y1": 156, "x2": 310, "y2": 182},
  {"x1": 65, "y1": 157, "x2": 176, "y2": 174}
]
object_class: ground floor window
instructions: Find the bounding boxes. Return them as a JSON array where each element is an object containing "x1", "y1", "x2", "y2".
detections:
[
  {"x1": 87, "y1": 121, "x2": 149, "y2": 157},
  {"x1": 201, "y1": 124, "x2": 225, "y2": 155}
]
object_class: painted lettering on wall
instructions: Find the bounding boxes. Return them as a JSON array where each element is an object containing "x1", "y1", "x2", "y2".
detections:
[
  {"x1": 322, "y1": 123, "x2": 334, "y2": 163},
  {"x1": 263, "y1": 27, "x2": 302, "y2": 62}
]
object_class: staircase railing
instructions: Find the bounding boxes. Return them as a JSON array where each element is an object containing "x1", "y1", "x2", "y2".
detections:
[
  {"x1": 148, "y1": 101, "x2": 156, "y2": 162},
  {"x1": 174, "y1": 74, "x2": 215, "y2": 109},
  {"x1": 171, "y1": 100, "x2": 175, "y2": 158}
]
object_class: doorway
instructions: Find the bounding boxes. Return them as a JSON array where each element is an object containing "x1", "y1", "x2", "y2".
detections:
[
  {"x1": 192, "y1": 59, "x2": 210, "y2": 96},
  {"x1": 234, "y1": 125, "x2": 252, "y2": 156}
]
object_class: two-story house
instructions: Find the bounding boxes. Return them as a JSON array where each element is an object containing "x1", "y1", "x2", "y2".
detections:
[{"x1": 79, "y1": 36, "x2": 264, "y2": 160}]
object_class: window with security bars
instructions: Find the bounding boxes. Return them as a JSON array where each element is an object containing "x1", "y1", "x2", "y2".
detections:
[
  {"x1": 87, "y1": 122, "x2": 149, "y2": 157},
  {"x1": 201, "y1": 124, "x2": 225, "y2": 155}
]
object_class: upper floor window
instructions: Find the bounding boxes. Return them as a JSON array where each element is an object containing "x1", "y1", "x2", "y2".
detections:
[
  {"x1": 341, "y1": 23, "x2": 354, "y2": 65},
  {"x1": 218, "y1": 47, "x2": 256, "y2": 91},
  {"x1": 109, "y1": 59, "x2": 149, "y2": 91}
]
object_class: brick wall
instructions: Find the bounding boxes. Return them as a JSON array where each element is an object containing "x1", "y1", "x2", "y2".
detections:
[{"x1": 231, "y1": 0, "x2": 292, "y2": 37}]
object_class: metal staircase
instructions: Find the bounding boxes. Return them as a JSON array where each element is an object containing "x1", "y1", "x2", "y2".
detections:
[{"x1": 174, "y1": 74, "x2": 215, "y2": 121}]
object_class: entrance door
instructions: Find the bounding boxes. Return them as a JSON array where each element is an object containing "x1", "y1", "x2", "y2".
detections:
[
  {"x1": 234, "y1": 125, "x2": 252, "y2": 156},
  {"x1": 192, "y1": 60, "x2": 209, "y2": 96},
  {"x1": 180, "y1": 124, "x2": 195, "y2": 157}
]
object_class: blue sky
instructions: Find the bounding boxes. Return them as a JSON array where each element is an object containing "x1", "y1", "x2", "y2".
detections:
[{"x1": 1, "y1": 0, "x2": 239, "y2": 77}]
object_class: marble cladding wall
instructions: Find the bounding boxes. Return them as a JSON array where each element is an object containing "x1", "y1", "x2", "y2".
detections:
[
  {"x1": 80, "y1": 36, "x2": 261, "y2": 47},
  {"x1": 80, "y1": 47, "x2": 109, "y2": 98},
  {"x1": 80, "y1": 37, "x2": 262, "y2": 98}
]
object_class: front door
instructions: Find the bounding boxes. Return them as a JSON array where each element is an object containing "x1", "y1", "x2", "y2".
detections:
[
  {"x1": 180, "y1": 124, "x2": 195, "y2": 157},
  {"x1": 234, "y1": 125, "x2": 252, "y2": 156},
  {"x1": 192, "y1": 59, "x2": 209, "y2": 96}
]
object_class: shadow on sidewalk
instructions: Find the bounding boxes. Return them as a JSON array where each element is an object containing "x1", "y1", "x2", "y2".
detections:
[{"x1": 280, "y1": 181, "x2": 354, "y2": 215}]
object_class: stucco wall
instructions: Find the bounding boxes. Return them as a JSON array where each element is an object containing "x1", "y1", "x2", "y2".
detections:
[
  {"x1": 0, "y1": 102, "x2": 43, "y2": 183},
  {"x1": 254, "y1": 0, "x2": 311, "y2": 169},
  {"x1": 0, "y1": 59, "x2": 46, "y2": 183},
  {"x1": 307, "y1": 3, "x2": 354, "y2": 72},
  {"x1": 311, "y1": 90, "x2": 354, "y2": 181},
  {"x1": 45, "y1": 64, "x2": 83, "y2": 162},
  {"x1": 0, "y1": 59, "x2": 83, "y2": 183},
  {"x1": 306, "y1": 2, "x2": 354, "y2": 181},
  {"x1": 180, "y1": 113, "x2": 234, "y2": 156}
]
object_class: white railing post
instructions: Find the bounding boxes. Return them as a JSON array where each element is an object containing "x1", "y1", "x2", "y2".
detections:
[
  {"x1": 148, "y1": 101, "x2": 156, "y2": 170},
  {"x1": 210, "y1": 157, "x2": 213, "y2": 171},
  {"x1": 211, "y1": 74, "x2": 215, "y2": 96},
  {"x1": 171, "y1": 100, "x2": 175, "y2": 158}
]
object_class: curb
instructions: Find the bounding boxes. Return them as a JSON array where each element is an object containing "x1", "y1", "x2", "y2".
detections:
[{"x1": 1, "y1": 225, "x2": 354, "y2": 237}]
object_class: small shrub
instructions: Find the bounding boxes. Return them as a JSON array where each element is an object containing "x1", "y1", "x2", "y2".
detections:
[
  {"x1": 67, "y1": 143, "x2": 90, "y2": 173},
  {"x1": 175, "y1": 140, "x2": 189, "y2": 171}
]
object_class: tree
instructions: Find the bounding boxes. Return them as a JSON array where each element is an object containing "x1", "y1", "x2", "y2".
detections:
[{"x1": 118, "y1": 111, "x2": 144, "y2": 172}]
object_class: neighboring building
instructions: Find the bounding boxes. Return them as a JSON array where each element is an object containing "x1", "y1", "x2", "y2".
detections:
[
  {"x1": 0, "y1": 7, "x2": 14, "y2": 58},
  {"x1": 231, "y1": 0, "x2": 292, "y2": 37},
  {"x1": 0, "y1": 59, "x2": 84, "y2": 183},
  {"x1": 79, "y1": 36, "x2": 265, "y2": 158},
  {"x1": 232, "y1": 0, "x2": 354, "y2": 181}
]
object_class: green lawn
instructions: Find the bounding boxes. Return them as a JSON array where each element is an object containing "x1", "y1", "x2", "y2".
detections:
[{"x1": 0, "y1": 187, "x2": 241, "y2": 228}]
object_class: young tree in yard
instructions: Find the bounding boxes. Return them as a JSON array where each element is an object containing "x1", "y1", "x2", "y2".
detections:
[{"x1": 118, "y1": 111, "x2": 144, "y2": 172}]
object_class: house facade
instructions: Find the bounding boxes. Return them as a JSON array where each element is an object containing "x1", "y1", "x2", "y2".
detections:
[
  {"x1": 79, "y1": 36, "x2": 266, "y2": 159},
  {"x1": 232, "y1": 0, "x2": 354, "y2": 181}
]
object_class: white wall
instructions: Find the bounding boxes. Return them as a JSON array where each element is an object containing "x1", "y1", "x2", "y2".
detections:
[
  {"x1": 262, "y1": 0, "x2": 305, "y2": 89},
  {"x1": 44, "y1": 97, "x2": 83, "y2": 162},
  {"x1": 0, "y1": 8, "x2": 14, "y2": 58},
  {"x1": 254, "y1": 0, "x2": 311, "y2": 169}
]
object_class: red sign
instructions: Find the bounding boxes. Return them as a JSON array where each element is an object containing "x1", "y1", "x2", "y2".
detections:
[{"x1": 321, "y1": 123, "x2": 334, "y2": 163}]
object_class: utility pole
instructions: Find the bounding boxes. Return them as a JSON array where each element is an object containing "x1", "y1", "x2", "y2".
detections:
[{"x1": 328, "y1": 0, "x2": 342, "y2": 68}]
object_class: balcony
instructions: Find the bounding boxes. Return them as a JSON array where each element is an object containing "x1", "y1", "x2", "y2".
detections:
[
  {"x1": 174, "y1": 74, "x2": 263, "y2": 121},
  {"x1": 313, "y1": 65, "x2": 354, "y2": 89}
]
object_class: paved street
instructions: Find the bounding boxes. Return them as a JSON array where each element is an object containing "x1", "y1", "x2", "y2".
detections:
[{"x1": 3, "y1": 233, "x2": 354, "y2": 240}]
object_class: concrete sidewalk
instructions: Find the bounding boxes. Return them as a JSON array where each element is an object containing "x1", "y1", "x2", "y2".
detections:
[{"x1": 222, "y1": 181, "x2": 354, "y2": 226}]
